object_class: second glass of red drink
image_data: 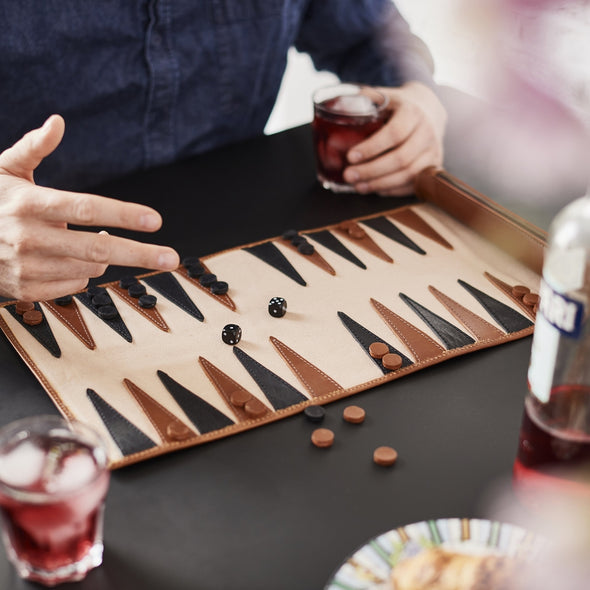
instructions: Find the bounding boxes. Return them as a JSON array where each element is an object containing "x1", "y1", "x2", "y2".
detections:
[{"x1": 0, "y1": 415, "x2": 110, "y2": 586}]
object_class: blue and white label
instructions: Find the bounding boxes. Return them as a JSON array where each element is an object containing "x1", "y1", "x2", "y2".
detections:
[{"x1": 538, "y1": 280, "x2": 584, "y2": 338}]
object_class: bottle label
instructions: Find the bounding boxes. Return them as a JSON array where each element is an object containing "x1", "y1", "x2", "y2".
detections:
[
  {"x1": 528, "y1": 280, "x2": 585, "y2": 403},
  {"x1": 538, "y1": 280, "x2": 584, "y2": 338}
]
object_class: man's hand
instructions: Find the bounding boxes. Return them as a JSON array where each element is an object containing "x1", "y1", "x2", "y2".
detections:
[
  {"x1": 343, "y1": 82, "x2": 447, "y2": 196},
  {"x1": 0, "y1": 115, "x2": 180, "y2": 301}
]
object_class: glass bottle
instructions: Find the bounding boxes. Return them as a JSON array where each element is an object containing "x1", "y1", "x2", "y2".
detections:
[{"x1": 514, "y1": 192, "x2": 590, "y2": 499}]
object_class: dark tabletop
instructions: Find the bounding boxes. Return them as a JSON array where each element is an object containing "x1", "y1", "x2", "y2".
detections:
[{"x1": 0, "y1": 92, "x2": 586, "y2": 589}]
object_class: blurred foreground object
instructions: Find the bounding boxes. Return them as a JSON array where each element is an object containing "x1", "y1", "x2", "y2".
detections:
[{"x1": 514, "y1": 190, "x2": 590, "y2": 504}]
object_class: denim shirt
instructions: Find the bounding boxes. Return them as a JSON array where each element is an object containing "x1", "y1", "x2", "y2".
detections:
[{"x1": 0, "y1": 0, "x2": 433, "y2": 190}]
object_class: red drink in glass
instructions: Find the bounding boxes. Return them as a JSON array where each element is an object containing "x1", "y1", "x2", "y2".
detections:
[
  {"x1": 312, "y1": 84, "x2": 391, "y2": 193},
  {"x1": 0, "y1": 416, "x2": 110, "y2": 586},
  {"x1": 513, "y1": 385, "x2": 590, "y2": 503}
]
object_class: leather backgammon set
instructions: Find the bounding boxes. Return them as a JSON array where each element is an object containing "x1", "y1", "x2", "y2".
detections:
[{"x1": 0, "y1": 168, "x2": 546, "y2": 468}]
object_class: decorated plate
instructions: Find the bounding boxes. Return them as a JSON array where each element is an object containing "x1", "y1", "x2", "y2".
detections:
[{"x1": 324, "y1": 517, "x2": 546, "y2": 590}]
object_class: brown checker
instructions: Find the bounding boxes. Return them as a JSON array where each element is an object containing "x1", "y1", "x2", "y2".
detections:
[
  {"x1": 371, "y1": 298, "x2": 445, "y2": 362},
  {"x1": 123, "y1": 378, "x2": 196, "y2": 443},
  {"x1": 484, "y1": 272, "x2": 537, "y2": 319}
]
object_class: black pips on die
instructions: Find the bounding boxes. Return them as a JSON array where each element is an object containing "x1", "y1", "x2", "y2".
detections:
[
  {"x1": 222, "y1": 324, "x2": 242, "y2": 345},
  {"x1": 268, "y1": 297, "x2": 287, "y2": 318}
]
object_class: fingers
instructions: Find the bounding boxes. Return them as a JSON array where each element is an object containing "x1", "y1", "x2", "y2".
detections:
[
  {"x1": 7, "y1": 222, "x2": 179, "y2": 270},
  {"x1": 3, "y1": 278, "x2": 91, "y2": 304},
  {"x1": 342, "y1": 84, "x2": 446, "y2": 197},
  {"x1": 348, "y1": 103, "x2": 417, "y2": 165},
  {"x1": 0, "y1": 115, "x2": 65, "y2": 182},
  {"x1": 9, "y1": 184, "x2": 164, "y2": 232}
]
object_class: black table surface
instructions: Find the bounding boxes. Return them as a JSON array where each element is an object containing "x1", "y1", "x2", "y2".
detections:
[{"x1": 0, "y1": 116, "x2": 581, "y2": 590}]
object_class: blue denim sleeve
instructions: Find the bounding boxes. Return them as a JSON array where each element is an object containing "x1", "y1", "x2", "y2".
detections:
[{"x1": 294, "y1": 0, "x2": 435, "y2": 88}]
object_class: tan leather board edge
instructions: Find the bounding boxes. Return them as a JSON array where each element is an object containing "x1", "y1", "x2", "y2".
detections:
[{"x1": 414, "y1": 167, "x2": 547, "y2": 275}]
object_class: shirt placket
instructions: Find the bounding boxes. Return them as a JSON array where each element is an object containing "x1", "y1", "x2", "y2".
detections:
[{"x1": 144, "y1": 0, "x2": 179, "y2": 168}]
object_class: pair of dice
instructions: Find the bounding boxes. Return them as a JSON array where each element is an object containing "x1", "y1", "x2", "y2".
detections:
[{"x1": 222, "y1": 297, "x2": 287, "y2": 345}]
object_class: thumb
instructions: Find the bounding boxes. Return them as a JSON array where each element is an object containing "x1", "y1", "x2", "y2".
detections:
[{"x1": 0, "y1": 114, "x2": 65, "y2": 182}]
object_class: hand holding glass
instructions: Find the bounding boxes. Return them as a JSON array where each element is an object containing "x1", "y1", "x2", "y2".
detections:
[{"x1": 312, "y1": 84, "x2": 391, "y2": 193}]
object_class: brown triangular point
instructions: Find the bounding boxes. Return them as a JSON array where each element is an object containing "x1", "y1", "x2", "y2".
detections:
[
  {"x1": 333, "y1": 220, "x2": 393, "y2": 263},
  {"x1": 123, "y1": 378, "x2": 196, "y2": 443},
  {"x1": 428, "y1": 286, "x2": 504, "y2": 341},
  {"x1": 198, "y1": 357, "x2": 269, "y2": 421},
  {"x1": 177, "y1": 261, "x2": 236, "y2": 311},
  {"x1": 278, "y1": 237, "x2": 336, "y2": 276},
  {"x1": 370, "y1": 298, "x2": 444, "y2": 362},
  {"x1": 389, "y1": 207, "x2": 453, "y2": 250},
  {"x1": 270, "y1": 336, "x2": 342, "y2": 398},
  {"x1": 108, "y1": 283, "x2": 169, "y2": 332},
  {"x1": 43, "y1": 299, "x2": 96, "y2": 350},
  {"x1": 483, "y1": 272, "x2": 537, "y2": 319}
]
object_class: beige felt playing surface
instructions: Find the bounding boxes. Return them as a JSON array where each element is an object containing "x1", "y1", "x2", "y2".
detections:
[{"x1": 0, "y1": 203, "x2": 542, "y2": 468}]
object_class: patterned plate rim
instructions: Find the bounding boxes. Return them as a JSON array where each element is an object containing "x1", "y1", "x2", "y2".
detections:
[{"x1": 324, "y1": 517, "x2": 547, "y2": 590}]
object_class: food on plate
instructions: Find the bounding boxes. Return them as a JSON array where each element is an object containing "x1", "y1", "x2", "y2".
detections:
[{"x1": 391, "y1": 547, "x2": 521, "y2": 590}]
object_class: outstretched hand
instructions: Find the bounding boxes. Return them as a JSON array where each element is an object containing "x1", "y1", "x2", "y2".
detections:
[
  {"x1": 0, "y1": 115, "x2": 179, "y2": 301},
  {"x1": 343, "y1": 82, "x2": 447, "y2": 196}
]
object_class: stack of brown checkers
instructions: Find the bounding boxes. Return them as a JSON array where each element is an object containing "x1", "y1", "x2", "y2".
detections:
[
  {"x1": 368, "y1": 341, "x2": 388, "y2": 359},
  {"x1": 311, "y1": 428, "x2": 334, "y2": 448},
  {"x1": 15, "y1": 301, "x2": 34, "y2": 315},
  {"x1": 511, "y1": 285, "x2": 530, "y2": 299},
  {"x1": 16, "y1": 302, "x2": 43, "y2": 326},
  {"x1": 343, "y1": 405, "x2": 365, "y2": 424},
  {"x1": 373, "y1": 446, "x2": 398, "y2": 466},
  {"x1": 23, "y1": 310, "x2": 43, "y2": 326}
]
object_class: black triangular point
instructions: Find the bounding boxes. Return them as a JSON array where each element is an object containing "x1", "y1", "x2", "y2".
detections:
[
  {"x1": 87, "y1": 388, "x2": 156, "y2": 456},
  {"x1": 304, "y1": 230, "x2": 366, "y2": 269},
  {"x1": 144, "y1": 273, "x2": 204, "y2": 321},
  {"x1": 337, "y1": 311, "x2": 412, "y2": 374},
  {"x1": 157, "y1": 370, "x2": 234, "y2": 433},
  {"x1": 76, "y1": 292, "x2": 133, "y2": 342},
  {"x1": 5, "y1": 303, "x2": 61, "y2": 358},
  {"x1": 458, "y1": 280, "x2": 533, "y2": 333},
  {"x1": 361, "y1": 216, "x2": 426, "y2": 255},
  {"x1": 399, "y1": 293, "x2": 475, "y2": 350},
  {"x1": 243, "y1": 242, "x2": 306, "y2": 286},
  {"x1": 233, "y1": 347, "x2": 307, "y2": 409}
]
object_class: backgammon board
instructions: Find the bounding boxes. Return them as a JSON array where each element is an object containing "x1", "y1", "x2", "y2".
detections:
[{"x1": 0, "y1": 169, "x2": 545, "y2": 468}]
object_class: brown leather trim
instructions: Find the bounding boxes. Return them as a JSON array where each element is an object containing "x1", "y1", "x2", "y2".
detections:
[
  {"x1": 177, "y1": 263, "x2": 236, "y2": 311},
  {"x1": 43, "y1": 299, "x2": 96, "y2": 350},
  {"x1": 278, "y1": 238, "x2": 336, "y2": 276},
  {"x1": 198, "y1": 357, "x2": 268, "y2": 422},
  {"x1": 123, "y1": 378, "x2": 196, "y2": 443},
  {"x1": 270, "y1": 336, "x2": 342, "y2": 397},
  {"x1": 370, "y1": 298, "x2": 445, "y2": 362},
  {"x1": 414, "y1": 167, "x2": 546, "y2": 274},
  {"x1": 389, "y1": 207, "x2": 453, "y2": 250},
  {"x1": 483, "y1": 272, "x2": 537, "y2": 320},
  {"x1": 428, "y1": 286, "x2": 505, "y2": 341},
  {"x1": 333, "y1": 220, "x2": 393, "y2": 263},
  {"x1": 108, "y1": 283, "x2": 170, "y2": 332}
]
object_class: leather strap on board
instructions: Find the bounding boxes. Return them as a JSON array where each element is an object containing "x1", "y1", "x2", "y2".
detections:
[{"x1": 414, "y1": 167, "x2": 547, "y2": 275}]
